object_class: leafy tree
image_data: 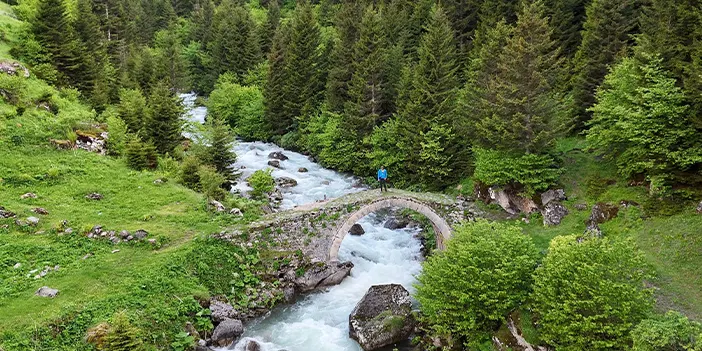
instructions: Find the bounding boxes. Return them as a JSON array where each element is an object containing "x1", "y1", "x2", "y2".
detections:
[
  {"x1": 391, "y1": 5, "x2": 462, "y2": 189},
  {"x1": 210, "y1": 0, "x2": 261, "y2": 78},
  {"x1": 208, "y1": 74, "x2": 268, "y2": 140},
  {"x1": 415, "y1": 220, "x2": 539, "y2": 348},
  {"x1": 570, "y1": 0, "x2": 639, "y2": 129},
  {"x1": 247, "y1": 169, "x2": 275, "y2": 200},
  {"x1": 473, "y1": 148, "x2": 562, "y2": 195},
  {"x1": 532, "y1": 235, "x2": 653, "y2": 350},
  {"x1": 587, "y1": 53, "x2": 702, "y2": 193},
  {"x1": 632, "y1": 311, "x2": 702, "y2": 351},
  {"x1": 117, "y1": 88, "x2": 149, "y2": 133},
  {"x1": 145, "y1": 83, "x2": 183, "y2": 155}
]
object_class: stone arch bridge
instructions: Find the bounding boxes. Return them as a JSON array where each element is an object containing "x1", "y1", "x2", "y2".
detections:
[{"x1": 241, "y1": 189, "x2": 479, "y2": 263}]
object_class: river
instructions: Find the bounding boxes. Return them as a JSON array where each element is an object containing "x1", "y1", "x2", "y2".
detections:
[{"x1": 181, "y1": 94, "x2": 423, "y2": 351}]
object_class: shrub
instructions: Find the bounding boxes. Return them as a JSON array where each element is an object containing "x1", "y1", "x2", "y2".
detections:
[
  {"x1": 105, "y1": 111, "x2": 128, "y2": 156},
  {"x1": 632, "y1": 311, "x2": 702, "y2": 351},
  {"x1": 125, "y1": 137, "x2": 158, "y2": 171},
  {"x1": 247, "y1": 169, "x2": 274, "y2": 200},
  {"x1": 532, "y1": 235, "x2": 654, "y2": 350},
  {"x1": 414, "y1": 220, "x2": 539, "y2": 347},
  {"x1": 473, "y1": 147, "x2": 562, "y2": 196},
  {"x1": 198, "y1": 165, "x2": 226, "y2": 201},
  {"x1": 100, "y1": 311, "x2": 145, "y2": 351},
  {"x1": 180, "y1": 156, "x2": 201, "y2": 190}
]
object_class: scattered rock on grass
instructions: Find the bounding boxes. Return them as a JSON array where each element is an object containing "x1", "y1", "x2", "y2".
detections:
[
  {"x1": 210, "y1": 200, "x2": 226, "y2": 212},
  {"x1": 574, "y1": 203, "x2": 588, "y2": 211},
  {"x1": 134, "y1": 229, "x2": 148, "y2": 240},
  {"x1": 230, "y1": 208, "x2": 243, "y2": 216},
  {"x1": 20, "y1": 193, "x2": 37, "y2": 199},
  {"x1": 542, "y1": 202, "x2": 568, "y2": 226},
  {"x1": 13, "y1": 263, "x2": 21, "y2": 269},
  {"x1": 32, "y1": 207, "x2": 49, "y2": 215},
  {"x1": 695, "y1": 201, "x2": 702, "y2": 214},
  {"x1": 35, "y1": 286, "x2": 59, "y2": 298},
  {"x1": 85, "y1": 193, "x2": 104, "y2": 201},
  {"x1": 541, "y1": 189, "x2": 566, "y2": 206},
  {"x1": 26, "y1": 216, "x2": 40, "y2": 226},
  {"x1": 111, "y1": 249, "x2": 120, "y2": 254},
  {"x1": 0, "y1": 206, "x2": 16, "y2": 218}
]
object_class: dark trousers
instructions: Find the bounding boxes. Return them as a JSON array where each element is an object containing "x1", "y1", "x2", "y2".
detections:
[{"x1": 379, "y1": 178, "x2": 387, "y2": 192}]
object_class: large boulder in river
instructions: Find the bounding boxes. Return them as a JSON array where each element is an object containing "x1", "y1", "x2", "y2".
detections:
[
  {"x1": 275, "y1": 177, "x2": 298, "y2": 188},
  {"x1": 349, "y1": 223, "x2": 365, "y2": 235},
  {"x1": 294, "y1": 261, "x2": 354, "y2": 293},
  {"x1": 542, "y1": 202, "x2": 568, "y2": 226},
  {"x1": 268, "y1": 160, "x2": 281, "y2": 168},
  {"x1": 268, "y1": 151, "x2": 289, "y2": 161},
  {"x1": 211, "y1": 318, "x2": 244, "y2": 347},
  {"x1": 349, "y1": 284, "x2": 416, "y2": 351},
  {"x1": 384, "y1": 217, "x2": 410, "y2": 230}
]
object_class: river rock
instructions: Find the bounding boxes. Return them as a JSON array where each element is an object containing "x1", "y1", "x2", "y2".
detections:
[
  {"x1": 275, "y1": 177, "x2": 298, "y2": 188},
  {"x1": 384, "y1": 218, "x2": 410, "y2": 230},
  {"x1": 298, "y1": 167, "x2": 308, "y2": 173},
  {"x1": 211, "y1": 318, "x2": 244, "y2": 347},
  {"x1": 195, "y1": 346, "x2": 214, "y2": 351},
  {"x1": 35, "y1": 286, "x2": 59, "y2": 298},
  {"x1": 0, "y1": 206, "x2": 16, "y2": 218},
  {"x1": 245, "y1": 339, "x2": 262, "y2": 351},
  {"x1": 349, "y1": 284, "x2": 416, "y2": 351},
  {"x1": 541, "y1": 189, "x2": 566, "y2": 206},
  {"x1": 349, "y1": 223, "x2": 365, "y2": 235},
  {"x1": 268, "y1": 189, "x2": 284, "y2": 202},
  {"x1": 210, "y1": 300, "x2": 238, "y2": 323},
  {"x1": 268, "y1": 151, "x2": 289, "y2": 161},
  {"x1": 185, "y1": 322, "x2": 201, "y2": 340},
  {"x1": 210, "y1": 200, "x2": 226, "y2": 212},
  {"x1": 542, "y1": 202, "x2": 568, "y2": 226},
  {"x1": 268, "y1": 160, "x2": 281, "y2": 168},
  {"x1": 294, "y1": 261, "x2": 354, "y2": 293},
  {"x1": 261, "y1": 204, "x2": 274, "y2": 214}
]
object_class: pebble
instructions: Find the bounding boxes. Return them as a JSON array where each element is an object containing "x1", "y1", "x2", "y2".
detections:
[
  {"x1": 111, "y1": 249, "x2": 120, "y2": 254},
  {"x1": 13, "y1": 263, "x2": 21, "y2": 269}
]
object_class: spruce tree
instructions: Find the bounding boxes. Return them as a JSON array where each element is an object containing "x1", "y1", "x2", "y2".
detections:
[
  {"x1": 210, "y1": 1, "x2": 261, "y2": 78},
  {"x1": 260, "y1": 0, "x2": 280, "y2": 54},
  {"x1": 118, "y1": 88, "x2": 149, "y2": 132},
  {"x1": 404, "y1": 0, "x2": 434, "y2": 60},
  {"x1": 325, "y1": 1, "x2": 363, "y2": 113},
  {"x1": 343, "y1": 6, "x2": 391, "y2": 137},
  {"x1": 281, "y1": 1, "x2": 323, "y2": 130},
  {"x1": 264, "y1": 26, "x2": 289, "y2": 135},
  {"x1": 204, "y1": 115, "x2": 237, "y2": 179},
  {"x1": 32, "y1": 0, "x2": 89, "y2": 90},
  {"x1": 570, "y1": 0, "x2": 639, "y2": 129},
  {"x1": 393, "y1": 5, "x2": 461, "y2": 189},
  {"x1": 475, "y1": 0, "x2": 566, "y2": 154},
  {"x1": 544, "y1": 0, "x2": 589, "y2": 57},
  {"x1": 441, "y1": 0, "x2": 483, "y2": 53},
  {"x1": 191, "y1": 0, "x2": 215, "y2": 46},
  {"x1": 145, "y1": 83, "x2": 183, "y2": 155},
  {"x1": 75, "y1": 0, "x2": 116, "y2": 107}
]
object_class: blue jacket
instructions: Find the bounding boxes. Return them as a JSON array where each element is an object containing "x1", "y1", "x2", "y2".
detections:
[{"x1": 377, "y1": 169, "x2": 387, "y2": 180}]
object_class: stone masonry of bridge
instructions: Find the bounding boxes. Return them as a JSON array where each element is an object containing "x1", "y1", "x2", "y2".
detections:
[{"x1": 235, "y1": 189, "x2": 482, "y2": 263}]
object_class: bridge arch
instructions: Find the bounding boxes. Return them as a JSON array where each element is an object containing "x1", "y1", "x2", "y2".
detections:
[{"x1": 328, "y1": 197, "x2": 453, "y2": 262}]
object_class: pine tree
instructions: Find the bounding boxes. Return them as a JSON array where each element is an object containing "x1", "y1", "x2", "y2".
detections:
[
  {"x1": 204, "y1": 115, "x2": 237, "y2": 178},
  {"x1": 475, "y1": 0, "x2": 566, "y2": 154},
  {"x1": 281, "y1": 1, "x2": 323, "y2": 130},
  {"x1": 145, "y1": 83, "x2": 183, "y2": 155},
  {"x1": 570, "y1": 0, "x2": 639, "y2": 130},
  {"x1": 343, "y1": 6, "x2": 391, "y2": 137},
  {"x1": 210, "y1": 1, "x2": 261, "y2": 78},
  {"x1": 32, "y1": 0, "x2": 89, "y2": 90},
  {"x1": 393, "y1": 5, "x2": 462, "y2": 189},
  {"x1": 544, "y1": 0, "x2": 589, "y2": 57},
  {"x1": 191, "y1": 0, "x2": 215, "y2": 46},
  {"x1": 260, "y1": 0, "x2": 280, "y2": 54},
  {"x1": 264, "y1": 26, "x2": 289, "y2": 135},
  {"x1": 325, "y1": 1, "x2": 363, "y2": 113}
]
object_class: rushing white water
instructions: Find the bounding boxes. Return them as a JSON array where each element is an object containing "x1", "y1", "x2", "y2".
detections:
[{"x1": 180, "y1": 93, "x2": 423, "y2": 351}]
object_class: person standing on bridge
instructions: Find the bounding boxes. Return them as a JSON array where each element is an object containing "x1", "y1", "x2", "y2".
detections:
[{"x1": 377, "y1": 166, "x2": 388, "y2": 192}]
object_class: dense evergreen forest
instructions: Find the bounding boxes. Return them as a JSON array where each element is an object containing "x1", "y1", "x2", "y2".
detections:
[
  {"x1": 1, "y1": 0, "x2": 702, "y2": 350},
  {"x1": 12, "y1": 0, "x2": 702, "y2": 192}
]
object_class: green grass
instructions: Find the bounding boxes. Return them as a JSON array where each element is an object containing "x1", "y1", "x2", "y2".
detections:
[{"x1": 0, "y1": 1, "x2": 21, "y2": 60}]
